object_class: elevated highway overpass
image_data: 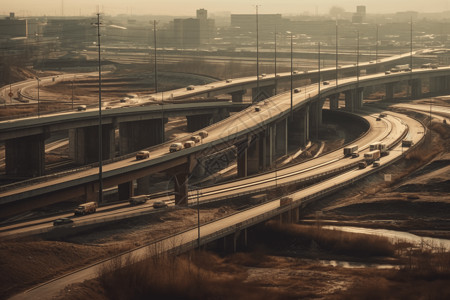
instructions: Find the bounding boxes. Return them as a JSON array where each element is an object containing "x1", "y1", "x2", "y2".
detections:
[
  {"x1": 0, "y1": 49, "x2": 446, "y2": 179},
  {"x1": 1, "y1": 65, "x2": 444, "y2": 218}
]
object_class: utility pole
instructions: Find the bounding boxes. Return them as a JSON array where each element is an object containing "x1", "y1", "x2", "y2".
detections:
[
  {"x1": 255, "y1": 5, "x2": 260, "y2": 103},
  {"x1": 95, "y1": 13, "x2": 103, "y2": 204},
  {"x1": 289, "y1": 31, "x2": 293, "y2": 119},
  {"x1": 153, "y1": 20, "x2": 158, "y2": 94},
  {"x1": 274, "y1": 25, "x2": 277, "y2": 94},
  {"x1": 335, "y1": 20, "x2": 339, "y2": 87},
  {"x1": 375, "y1": 24, "x2": 379, "y2": 63},
  {"x1": 356, "y1": 29, "x2": 360, "y2": 84}
]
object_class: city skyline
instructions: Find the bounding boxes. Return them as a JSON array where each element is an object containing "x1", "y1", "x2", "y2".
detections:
[{"x1": 2, "y1": 0, "x2": 450, "y2": 17}]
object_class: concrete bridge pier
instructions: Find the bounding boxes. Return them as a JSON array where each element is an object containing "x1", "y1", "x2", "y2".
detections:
[
  {"x1": 344, "y1": 90, "x2": 355, "y2": 112},
  {"x1": 279, "y1": 207, "x2": 300, "y2": 224},
  {"x1": 275, "y1": 118, "x2": 288, "y2": 158},
  {"x1": 288, "y1": 106, "x2": 309, "y2": 148},
  {"x1": 247, "y1": 133, "x2": 264, "y2": 175},
  {"x1": 69, "y1": 124, "x2": 115, "y2": 165},
  {"x1": 329, "y1": 94, "x2": 339, "y2": 110},
  {"x1": 309, "y1": 101, "x2": 322, "y2": 139},
  {"x1": 5, "y1": 133, "x2": 47, "y2": 177},
  {"x1": 385, "y1": 83, "x2": 395, "y2": 100},
  {"x1": 221, "y1": 228, "x2": 248, "y2": 253},
  {"x1": 354, "y1": 87, "x2": 364, "y2": 109},
  {"x1": 411, "y1": 79, "x2": 422, "y2": 99},
  {"x1": 429, "y1": 76, "x2": 450, "y2": 94},
  {"x1": 236, "y1": 140, "x2": 249, "y2": 178},
  {"x1": 186, "y1": 114, "x2": 212, "y2": 132},
  {"x1": 229, "y1": 90, "x2": 246, "y2": 103},
  {"x1": 119, "y1": 119, "x2": 164, "y2": 155},
  {"x1": 118, "y1": 181, "x2": 134, "y2": 201}
]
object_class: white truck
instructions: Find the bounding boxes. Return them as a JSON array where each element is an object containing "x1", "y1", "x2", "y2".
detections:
[
  {"x1": 343, "y1": 145, "x2": 358, "y2": 157},
  {"x1": 370, "y1": 142, "x2": 389, "y2": 157},
  {"x1": 74, "y1": 202, "x2": 97, "y2": 215},
  {"x1": 390, "y1": 64, "x2": 411, "y2": 73}
]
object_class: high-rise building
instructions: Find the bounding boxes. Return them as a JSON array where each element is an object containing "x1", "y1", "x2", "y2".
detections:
[
  {"x1": 0, "y1": 12, "x2": 28, "y2": 38},
  {"x1": 352, "y1": 6, "x2": 366, "y2": 23}
]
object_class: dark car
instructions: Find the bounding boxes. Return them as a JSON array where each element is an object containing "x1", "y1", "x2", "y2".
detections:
[
  {"x1": 153, "y1": 201, "x2": 168, "y2": 209},
  {"x1": 53, "y1": 218, "x2": 74, "y2": 226},
  {"x1": 351, "y1": 152, "x2": 360, "y2": 158}
]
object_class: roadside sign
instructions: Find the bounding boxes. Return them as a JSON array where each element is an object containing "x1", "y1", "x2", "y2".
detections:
[{"x1": 8, "y1": 92, "x2": 13, "y2": 98}]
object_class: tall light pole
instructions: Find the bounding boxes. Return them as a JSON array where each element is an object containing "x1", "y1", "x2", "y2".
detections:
[
  {"x1": 153, "y1": 20, "x2": 158, "y2": 94},
  {"x1": 274, "y1": 26, "x2": 278, "y2": 94},
  {"x1": 410, "y1": 16, "x2": 413, "y2": 71},
  {"x1": 255, "y1": 5, "x2": 260, "y2": 103},
  {"x1": 335, "y1": 20, "x2": 339, "y2": 87},
  {"x1": 36, "y1": 77, "x2": 40, "y2": 117},
  {"x1": 375, "y1": 24, "x2": 379, "y2": 63},
  {"x1": 71, "y1": 76, "x2": 75, "y2": 110},
  {"x1": 288, "y1": 31, "x2": 293, "y2": 118},
  {"x1": 356, "y1": 29, "x2": 360, "y2": 83},
  {"x1": 96, "y1": 13, "x2": 103, "y2": 204}
]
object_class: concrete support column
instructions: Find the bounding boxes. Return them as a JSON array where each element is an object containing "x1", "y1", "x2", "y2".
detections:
[
  {"x1": 309, "y1": 101, "x2": 321, "y2": 139},
  {"x1": 411, "y1": 79, "x2": 422, "y2": 99},
  {"x1": 385, "y1": 83, "x2": 395, "y2": 100},
  {"x1": 236, "y1": 140, "x2": 248, "y2": 178},
  {"x1": 118, "y1": 181, "x2": 133, "y2": 201},
  {"x1": 119, "y1": 119, "x2": 164, "y2": 155},
  {"x1": 329, "y1": 94, "x2": 339, "y2": 110},
  {"x1": 344, "y1": 90, "x2": 354, "y2": 112},
  {"x1": 354, "y1": 87, "x2": 364, "y2": 109},
  {"x1": 69, "y1": 124, "x2": 115, "y2": 165},
  {"x1": 174, "y1": 173, "x2": 188, "y2": 206},
  {"x1": 288, "y1": 106, "x2": 309, "y2": 148},
  {"x1": 84, "y1": 182, "x2": 98, "y2": 203},
  {"x1": 5, "y1": 133, "x2": 46, "y2": 177},
  {"x1": 275, "y1": 118, "x2": 288, "y2": 158},
  {"x1": 247, "y1": 134, "x2": 261, "y2": 175},
  {"x1": 136, "y1": 176, "x2": 151, "y2": 195},
  {"x1": 264, "y1": 126, "x2": 274, "y2": 168},
  {"x1": 229, "y1": 90, "x2": 246, "y2": 103},
  {"x1": 186, "y1": 114, "x2": 213, "y2": 132}
]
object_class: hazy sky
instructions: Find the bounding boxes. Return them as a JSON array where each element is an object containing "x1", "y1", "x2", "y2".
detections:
[{"x1": 3, "y1": 0, "x2": 450, "y2": 17}]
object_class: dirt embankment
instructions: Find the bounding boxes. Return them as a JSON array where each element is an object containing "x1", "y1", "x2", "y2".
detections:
[{"x1": 303, "y1": 112, "x2": 450, "y2": 237}]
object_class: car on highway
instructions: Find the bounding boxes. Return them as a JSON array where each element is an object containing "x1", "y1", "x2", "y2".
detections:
[
  {"x1": 129, "y1": 195, "x2": 148, "y2": 205},
  {"x1": 77, "y1": 105, "x2": 87, "y2": 111},
  {"x1": 294, "y1": 88, "x2": 301, "y2": 93},
  {"x1": 153, "y1": 201, "x2": 168, "y2": 209},
  {"x1": 184, "y1": 140, "x2": 196, "y2": 148},
  {"x1": 187, "y1": 85, "x2": 195, "y2": 90},
  {"x1": 198, "y1": 130, "x2": 208, "y2": 139},
  {"x1": 226, "y1": 79, "x2": 232, "y2": 83},
  {"x1": 373, "y1": 161, "x2": 380, "y2": 167},
  {"x1": 136, "y1": 150, "x2": 150, "y2": 160},
  {"x1": 190, "y1": 135, "x2": 202, "y2": 143},
  {"x1": 323, "y1": 81, "x2": 330, "y2": 85},
  {"x1": 169, "y1": 143, "x2": 183, "y2": 152},
  {"x1": 385, "y1": 71, "x2": 391, "y2": 75},
  {"x1": 351, "y1": 152, "x2": 360, "y2": 158},
  {"x1": 53, "y1": 218, "x2": 74, "y2": 226}
]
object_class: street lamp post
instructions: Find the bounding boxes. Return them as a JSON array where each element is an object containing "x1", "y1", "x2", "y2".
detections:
[
  {"x1": 255, "y1": 5, "x2": 260, "y2": 103},
  {"x1": 336, "y1": 20, "x2": 339, "y2": 87},
  {"x1": 288, "y1": 31, "x2": 293, "y2": 119},
  {"x1": 36, "y1": 77, "x2": 40, "y2": 117},
  {"x1": 96, "y1": 13, "x2": 103, "y2": 204},
  {"x1": 356, "y1": 29, "x2": 360, "y2": 83}
]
